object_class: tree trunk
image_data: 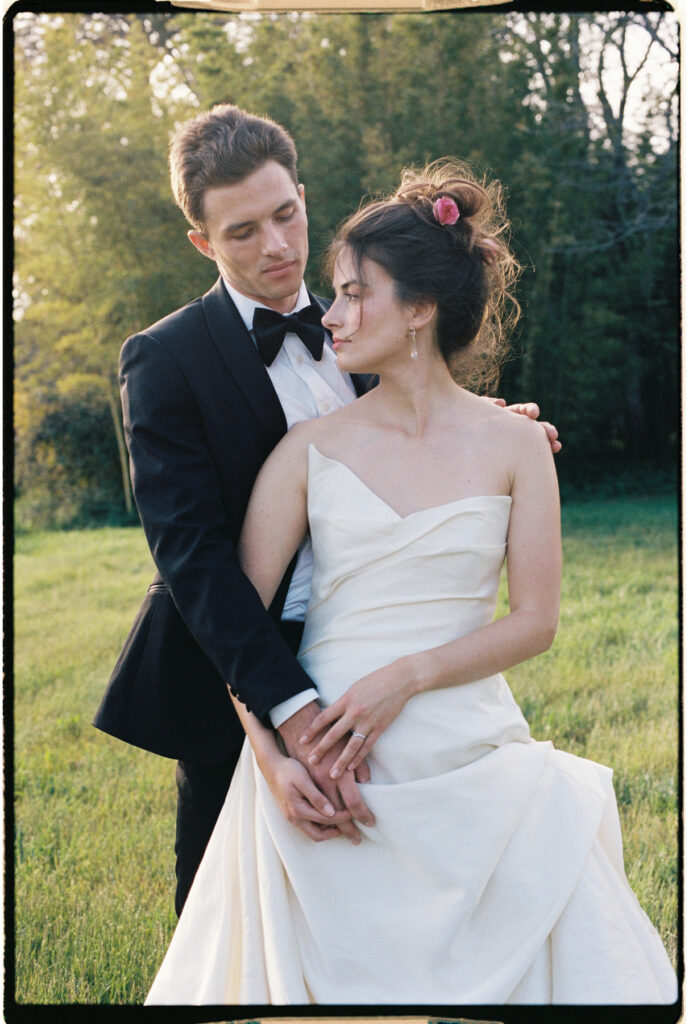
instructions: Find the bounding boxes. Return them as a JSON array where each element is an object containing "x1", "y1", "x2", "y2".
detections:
[{"x1": 104, "y1": 376, "x2": 134, "y2": 516}]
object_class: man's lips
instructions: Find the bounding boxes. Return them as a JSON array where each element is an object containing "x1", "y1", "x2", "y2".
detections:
[
  {"x1": 263, "y1": 260, "x2": 297, "y2": 277},
  {"x1": 331, "y1": 337, "x2": 350, "y2": 352}
]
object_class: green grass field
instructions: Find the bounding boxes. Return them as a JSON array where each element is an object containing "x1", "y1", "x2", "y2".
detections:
[{"x1": 12, "y1": 495, "x2": 679, "y2": 1004}]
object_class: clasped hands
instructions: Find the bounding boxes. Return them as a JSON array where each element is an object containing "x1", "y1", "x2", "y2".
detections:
[
  {"x1": 272, "y1": 700, "x2": 375, "y2": 845},
  {"x1": 270, "y1": 657, "x2": 415, "y2": 845}
]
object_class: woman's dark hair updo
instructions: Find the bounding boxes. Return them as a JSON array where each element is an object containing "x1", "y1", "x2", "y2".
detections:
[{"x1": 326, "y1": 159, "x2": 521, "y2": 392}]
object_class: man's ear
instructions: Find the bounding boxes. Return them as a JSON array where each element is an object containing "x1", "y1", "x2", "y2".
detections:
[
  {"x1": 188, "y1": 230, "x2": 215, "y2": 260},
  {"x1": 298, "y1": 183, "x2": 306, "y2": 205}
]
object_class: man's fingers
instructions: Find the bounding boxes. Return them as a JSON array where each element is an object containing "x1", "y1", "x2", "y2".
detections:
[
  {"x1": 297, "y1": 821, "x2": 343, "y2": 842},
  {"x1": 335, "y1": 816, "x2": 363, "y2": 844},
  {"x1": 353, "y1": 758, "x2": 371, "y2": 784},
  {"x1": 507, "y1": 401, "x2": 540, "y2": 418},
  {"x1": 338, "y1": 770, "x2": 375, "y2": 828},
  {"x1": 541, "y1": 421, "x2": 562, "y2": 453}
]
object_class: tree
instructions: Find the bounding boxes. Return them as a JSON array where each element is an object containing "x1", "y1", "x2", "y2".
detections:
[
  {"x1": 13, "y1": 10, "x2": 679, "y2": 526},
  {"x1": 495, "y1": 12, "x2": 678, "y2": 481},
  {"x1": 14, "y1": 13, "x2": 212, "y2": 525}
]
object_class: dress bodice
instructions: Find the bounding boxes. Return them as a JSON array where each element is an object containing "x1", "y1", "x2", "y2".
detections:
[
  {"x1": 299, "y1": 445, "x2": 529, "y2": 782},
  {"x1": 302, "y1": 444, "x2": 512, "y2": 659}
]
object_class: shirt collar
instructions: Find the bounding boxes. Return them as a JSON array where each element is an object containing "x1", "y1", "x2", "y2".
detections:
[{"x1": 222, "y1": 277, "x2": 312, "y2": 333}]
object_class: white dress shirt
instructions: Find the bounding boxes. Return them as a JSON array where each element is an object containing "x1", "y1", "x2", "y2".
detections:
[{"x1": 223, "y1": 278, "x2": 357, "y2": 726}]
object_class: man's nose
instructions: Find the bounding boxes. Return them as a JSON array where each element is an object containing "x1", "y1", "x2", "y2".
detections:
[{"x1": 262, "y1": 223, "x2": 288, "y2": 255}]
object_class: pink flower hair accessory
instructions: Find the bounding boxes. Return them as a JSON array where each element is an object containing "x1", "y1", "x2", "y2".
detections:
[{"x1": 432, "y1": 196, "x2": 460, "y2": 226}]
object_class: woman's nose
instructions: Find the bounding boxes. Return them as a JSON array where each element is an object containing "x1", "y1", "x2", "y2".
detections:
[{"x1": 322, "y1": 302, "x2": 337, "y2": 330}]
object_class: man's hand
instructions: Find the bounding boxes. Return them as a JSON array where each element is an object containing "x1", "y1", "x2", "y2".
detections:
[
  {"x1": 278, "y1": 702, "x2": 375, "y2": 844},
  {"x1": 488, "y1": 398, "x2": 562, "y2": 454}
]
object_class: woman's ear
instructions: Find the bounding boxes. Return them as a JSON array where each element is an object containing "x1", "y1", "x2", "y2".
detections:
[{"x1": 411, "y1": 299, "x2": 437, "y2": 332}]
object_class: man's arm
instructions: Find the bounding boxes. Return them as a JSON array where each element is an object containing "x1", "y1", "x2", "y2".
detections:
[{"x1": 120, "y1": 331, "x2": 314, "y2": 723}]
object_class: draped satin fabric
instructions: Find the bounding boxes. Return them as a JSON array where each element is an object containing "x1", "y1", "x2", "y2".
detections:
[{"x1": 146, "y1": 445, "x2": 677, "y2": 1006}]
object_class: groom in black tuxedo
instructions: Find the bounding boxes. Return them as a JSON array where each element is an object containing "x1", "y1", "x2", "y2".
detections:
[
  {"x1": 94, "y1": 103, "x2": 559, "y2": 916},
  {"x1": 94, "y1": 104, "x2": 375, "y2": 915}
]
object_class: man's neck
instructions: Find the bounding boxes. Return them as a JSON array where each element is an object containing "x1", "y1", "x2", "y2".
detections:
[{"x1": 222, "y1": 275, "x2": 306, "y2": 317}]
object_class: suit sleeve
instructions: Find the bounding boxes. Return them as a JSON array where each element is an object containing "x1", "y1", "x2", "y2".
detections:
[{"x1": 120, "y1": 331, "x2": 315, "y2": 726}]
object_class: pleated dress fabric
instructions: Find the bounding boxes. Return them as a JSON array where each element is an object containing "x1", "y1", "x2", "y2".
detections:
[{"x1": 146, "y1": 445, "x2": 677, "y2": 1006}]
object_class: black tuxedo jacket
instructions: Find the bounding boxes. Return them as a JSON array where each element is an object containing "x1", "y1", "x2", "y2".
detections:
[{"x1": 93, "y1": 277, "x2": 370, "y2": 766}]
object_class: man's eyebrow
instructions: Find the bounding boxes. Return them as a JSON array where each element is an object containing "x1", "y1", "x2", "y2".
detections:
[{"x1": 223, "y1": 200, "x2": 296, "y2": 234}]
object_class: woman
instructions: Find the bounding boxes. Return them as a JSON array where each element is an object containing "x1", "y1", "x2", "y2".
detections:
[{"x1": 146, "y1": 161, "x2": 676, "y2": 1005}]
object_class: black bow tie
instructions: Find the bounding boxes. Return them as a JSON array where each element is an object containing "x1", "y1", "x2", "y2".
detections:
[{"x1": 252, "y1": 303, "x2": 325, "y2": 366}]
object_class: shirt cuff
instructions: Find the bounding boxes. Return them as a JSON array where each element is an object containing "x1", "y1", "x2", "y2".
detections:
[{"x1": 269, "y1": 688, "x2": 320, "y2": 729}]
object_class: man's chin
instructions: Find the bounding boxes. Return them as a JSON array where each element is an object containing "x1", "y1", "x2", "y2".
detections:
[{"x1": 262, "y1": 273, "x2": 304, "y2": 303}]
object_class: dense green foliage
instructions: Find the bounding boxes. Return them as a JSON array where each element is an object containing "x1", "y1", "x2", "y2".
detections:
[
  {"x1": 13, "y1": 10, "x2": 678, "y2": 527},
  {"x1": 13, "y1": 498, "x2": 678, "y2": 1002}
]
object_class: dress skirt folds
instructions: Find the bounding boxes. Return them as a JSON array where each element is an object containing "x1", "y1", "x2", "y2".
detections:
[{"x1": 146, "y1": 445, "x2": 677, "y2": 1006}]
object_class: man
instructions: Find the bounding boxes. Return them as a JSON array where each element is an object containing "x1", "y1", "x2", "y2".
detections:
[{"x1": 94, "y1": 103, "x2": 559, "y2": 915}]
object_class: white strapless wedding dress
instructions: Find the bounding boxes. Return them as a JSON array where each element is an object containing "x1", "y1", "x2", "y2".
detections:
[{"x1": 146, "y1": 445, "x2": 677, "y2": 1006}]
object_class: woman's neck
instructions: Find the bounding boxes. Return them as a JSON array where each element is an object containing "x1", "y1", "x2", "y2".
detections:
[{"x1": 369, "y1": 351, "x2": 460, "y2": 439}]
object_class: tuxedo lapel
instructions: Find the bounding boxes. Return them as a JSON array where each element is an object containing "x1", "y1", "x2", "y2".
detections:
[
  {"x1": 350, "y1": 372, "x2": 377, "y2": 396},
  {"x1": 201, "y1": 279, "x2": 375, "y2": 444},
  {"x1": 201, "y1": 278, "x2": 288, "y2": 448}
]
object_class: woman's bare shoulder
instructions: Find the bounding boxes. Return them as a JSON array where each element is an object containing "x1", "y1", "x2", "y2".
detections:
[{"x1": 461, "y1": 392, "x2": 548, "y2": 444}]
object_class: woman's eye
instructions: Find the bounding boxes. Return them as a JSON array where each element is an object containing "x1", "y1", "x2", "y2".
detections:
[{"x1": 344, "y1": 293, "x2": 360, "y2": 303}]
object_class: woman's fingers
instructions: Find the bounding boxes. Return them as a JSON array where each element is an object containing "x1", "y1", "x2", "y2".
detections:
[
  {"x1": 306, "y1": 717, "x2": 352, "y2": 765},
  {"x1": 328, "y1": 733, "x2": 368, "y2": 780},
  {"x1": 298, "y1": 703, "x2": 341, "y2": 745},
  {"x1": 291, "y1": 794, "x2": 349, "y2": 826},
  {"x1": 294, "y1": 774, "x2": 340, "y2": 821},
  {"x1": 347, "y1": 734, "x2": 377, "y2": 773}
]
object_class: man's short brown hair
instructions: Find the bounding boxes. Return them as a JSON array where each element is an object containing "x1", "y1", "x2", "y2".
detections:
[{"x1": 169, "y1": 104, "x2": 299, "y2": 231}]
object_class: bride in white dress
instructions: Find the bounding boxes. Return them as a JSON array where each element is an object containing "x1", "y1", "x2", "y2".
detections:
[{"x1": 146, "y1": 161, "x2": 677, "y2": 1006}]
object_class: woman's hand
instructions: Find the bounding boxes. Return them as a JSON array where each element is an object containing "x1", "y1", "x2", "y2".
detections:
[
  {"x1": 260, "y1": 753, "x2": 354, "y2": 842},
  {"x1": 299, "y1": 657, "x2": 419, "y2": 779}
]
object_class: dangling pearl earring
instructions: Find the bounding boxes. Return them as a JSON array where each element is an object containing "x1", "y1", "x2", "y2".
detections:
[{"x1": 409, "y1": 326, "x2": 419, "y2": 360}]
